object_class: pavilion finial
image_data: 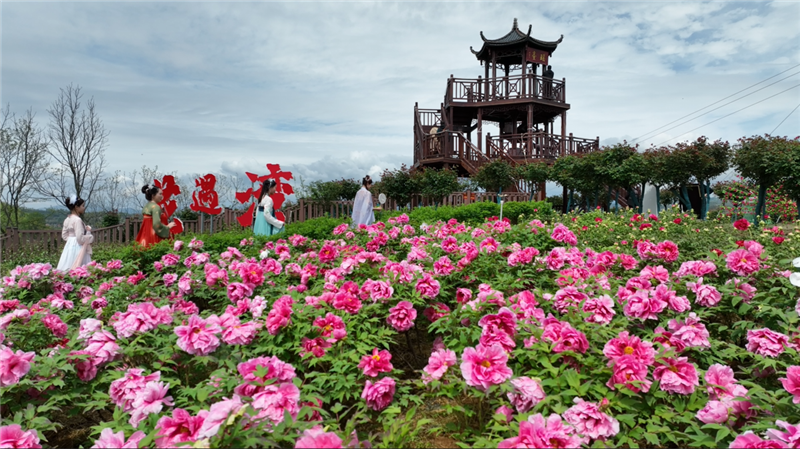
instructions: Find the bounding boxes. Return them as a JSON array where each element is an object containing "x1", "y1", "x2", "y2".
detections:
[{"x1": 513, "y1": 18, "x2": 518, "y2": 29}]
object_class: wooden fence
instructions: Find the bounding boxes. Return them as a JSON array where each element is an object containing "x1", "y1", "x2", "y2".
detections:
[{"x1": 1, "y1": 192, "x2": 534, "y2": 256}]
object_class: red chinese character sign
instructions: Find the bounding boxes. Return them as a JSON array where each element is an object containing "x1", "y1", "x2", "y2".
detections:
[
  {"x1": 525, "y1": 48, "x2": 550, "y2": 66},
  {"x1": 235, "y1": 163, "x2": 294, "y2": 227},
  {"x1": 154, "y1": 175, "x2": 183, "y2": 235},
  {"x1": 190, "y1": 174, "x2": 222, "y2": 215}
]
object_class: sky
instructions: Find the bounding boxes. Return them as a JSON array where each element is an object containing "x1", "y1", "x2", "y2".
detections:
[{"x1": 2, "y1": 0, "x2": 799, "y2": 207}]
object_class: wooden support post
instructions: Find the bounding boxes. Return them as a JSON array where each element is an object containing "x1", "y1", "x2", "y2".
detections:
[
  {"x1": 561, "y1": 112, "x2": 567, "y2": 157},
  {"x1": 527, "y1": 104, "x2": 534, "y2": 157},
  {"x1": 477, "y1": 108, "x2": 483, "y2": 154}
]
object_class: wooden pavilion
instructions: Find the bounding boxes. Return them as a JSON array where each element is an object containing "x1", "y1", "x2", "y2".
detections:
[{"x1": 412, "y1": 19, "x2": 600, "y2": 200}]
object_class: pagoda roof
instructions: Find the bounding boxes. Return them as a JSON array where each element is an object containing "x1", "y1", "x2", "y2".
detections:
[{"x1": 471, "y1": 18, "x2": 563, "y2": 61}]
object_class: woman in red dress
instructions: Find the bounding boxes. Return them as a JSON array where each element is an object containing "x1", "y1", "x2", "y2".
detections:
[{"x1": 136, "y1": 184, "x2": 176, "y2": 248}]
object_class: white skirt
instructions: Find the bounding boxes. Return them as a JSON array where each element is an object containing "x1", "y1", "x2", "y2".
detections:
[{"x1": 56, "y1": 237, "x2": 91, "y2": 271}]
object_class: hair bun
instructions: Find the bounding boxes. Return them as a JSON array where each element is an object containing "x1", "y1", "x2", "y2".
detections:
[{"x1": 141, "y1": 184, "x2": 150, "y2": 194}]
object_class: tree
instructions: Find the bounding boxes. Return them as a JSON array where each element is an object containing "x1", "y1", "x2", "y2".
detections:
[
  {"x1": 683, "y1": 137, "x2": 730, "y2": 219},
  {"x1": 416, "y1": 167, "x2": 460, "y2": 207},
  {"x1": 93, "y1": 170, "x2": 127, "y2": 214},
  {"x1": 643, "y1": 146, "x2": 672, "y2": 212},
  {"x1": 732, "y1": 135, "x2": 792, "y2": 220},
  {"x1": 474, "y1": 160, "x2": 516, "y2": 201},
  {"x1": 39, "y1": 84, "x2": 109, "y2": 207},
  {"x1": 515, "y1": 161, "x2": 550, "y2": 201},
  {"x1": 0, "y1": 106, "x2": 50, "y2": 230},
  {"x1": 380, "y1": 165, "x2": 417, "y2": 210},
  {"x1": 595, "y1": 143, "x2": 643, "y2": 212}
]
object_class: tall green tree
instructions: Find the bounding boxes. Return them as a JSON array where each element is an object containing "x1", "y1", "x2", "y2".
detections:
[
  {"x1": 732, "y1": 135, "x2": 792, "y2": 220},
  {"x1": 416, "y1": 167, "x2": 460, "y2": 207},
  {"x1": 379, "y1": 165, "x2": 417, "y2": 210},
  {"x1": 474, "y1": 160, "x2": 516, "y2": 202},
  {"x1": 515, "y1": 161, "x2": 550, "y2": 201}
]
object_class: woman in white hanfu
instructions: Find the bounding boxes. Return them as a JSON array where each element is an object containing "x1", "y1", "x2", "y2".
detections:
[
  {"x1": 56, "y1": 195, "x2": 94, "y2": 271},
  {"x1": 254, "y1": 179, "x2": 285, "y2": 236},
  {"x1": 351, "y1": 175, "x2": 375, "y2": 227}
]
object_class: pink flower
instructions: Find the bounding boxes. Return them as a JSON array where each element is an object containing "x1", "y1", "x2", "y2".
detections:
[
  {"x1": 705, "y1": 364, "x2": 738, "y2": 399},
  {"x1": 226, "y1": 282, "x2": 254, "y2": 302},
  {"x1": 196, "y1": 396, "x2": 245, "y2": 439},
  {"x1": 361, "y1": 279, "x2": 394, "y2": 302},
  {"x1": 623, "y1": 290, "x2": 666, "y2": 321},
  {"x1": 423, "y1": 303, "x2": 450, "y2": 323},
  {"x1": 654, "y1": 240, "x2": 679, "y2": 263},
  {"x1": 498, "y1": 413, "x2": 582, "y2": 449},
  {"x1": 0, "y1": 425, "x2": 41, "y2": 449},
  {"x1": 729, "y1": 431, "x2": 787, "y2": 448},
  {"x1": 129, "y1": 380, "x2": 174, "y2": 428},
  {"x1": 733, "y1": 218, "x2": 750, "y2": 230},
  {"x1": 221, "y1": 320, "x2": 262, "y2": 346},
  {"x1": 552, "y1": 286, "x2": 588, "y2": 314},
  {"x1": 551, "y1": 224, "x2": 578, "y2": 246},
  {"x1": 252, "y1": 382, "x2": 301, "y2": 424},
  {"x1": 495, "y1": 405, "x2": 514, "y2": 423},
  {"x1": 109, "y1": 369, "x2": 161, "y2": 411},
  {"x1": 174, "y1": 314, "x2": 222, "y2": 356},
  {"x1": 415, "y1": 273, "x2": 441, "y2": 298},
  {"x1": 331, "y1": 291, "x2": 362, "y2": 315},
  {"x1": 422, "y1": 349, "x2": 456, "y2": 384},
  {"x1": 606, "y1": 355, "x2": 651, "y2": 393},
  {"x1": 387, "y1": 301, "x2": 417, "y2": 332},
  {"x1": 507, "y1": 377, "x2": 546, "y2": 413},
  {"x1": 563, "y1": 398, "x2": 620, "y2": 441},
  {"x1": 726, "y1": 249, "x2": 761, "y2": 276},
  {"x1": 361, "y1": 377, "x2": 396, "y2": 411},
  {"x1": 0, "y1": 347, "x2": 35, "y2": 387},
  {"x1": 582, "y1": 295, "x2": 616, "y2": 325},
  {"x1": 690, "y1": 283, "x2": 722, "y2": 307},
  {"x1": 301, "y1": 337, "x2": 331, "y2": 358},
  {"x1": 358, "y1": 348, "x2": 393, "y2": 377},
  {"x1": 541, "y1": 319, "x2": 589, "y2": 354},
  {"x1": 779, "y1": 366, "x2": 800, "y2": 404},
  {"x1": 696, "y1": 400, "x2": 730, "y2": 424},
  {"x1": 235, "y1": 356, "x2": 296, "y2": 397},
  {"x1": 313, "y1": 313, "x2": 347, "y2": 343},
  {"x1": 41, "y1": 313, "x2": 68, "y2": 338},
  {"x1": 766, "y1": 421, "x2": 800, "y2": 448},
  {"x1": 603, "y1": 331, "x2": 655, "y2": 366},
  {"x1": 668, "y1": 313, "x2": 711, "y2": 349},
  {"x1": 652, "y1": 357, "x2": 699, "y2": 395},
  {"x1": 460, "y1": 344, "x2": 513, "y2": 391},
  {"x1": 747, "y1": 328, "x2": 791, "y2": 357},
  {"x1": 155, "y1": 408, "x2": 206, "y2": 448},
  {"x1": 295, "y1": 426, "x2": 344, "y2": 449},
  {"x1": 91, "y1": 428, "x2": 146, "y2": 448}
]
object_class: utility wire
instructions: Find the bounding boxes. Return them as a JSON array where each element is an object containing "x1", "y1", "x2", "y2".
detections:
[
  {"x1": 633, "y1": 69, "x2": 800, "y2": 144},
  {"x1": 769, "y1": 102, "x2": 800, "y2": 135},
  {"x1": 631, "y1": 62, "x2": 800, "y2": 144},
  {"x1": 654, "y1": 83, "x2": 800, "y2": 146}
]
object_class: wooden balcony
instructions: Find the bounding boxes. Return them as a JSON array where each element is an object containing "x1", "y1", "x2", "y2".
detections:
[{"x1": 445, "y1": 74, "x2": 565, "y2": 107}]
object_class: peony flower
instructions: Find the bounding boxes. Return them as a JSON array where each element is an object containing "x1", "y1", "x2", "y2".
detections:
[
  {"x1": 730, "y1": 431, "x2": 787, "y2": 448},
  {"x1": 652, "y1": 357, "x2": 699, "y2": 395},
  {"x1": 726, "y1": 249, "x2": 761, "y2": 276},
  {"x1": 422, "y1": 349, "x2": 457, "y2": 384},
  {"x1": 361, "y1": 377, "x2": 396, "y2": 411},
  {"x1": 174, "y1": 314, "x2": 222, "y2": 356},
  {"x1": 733, "y1": 218, "x2": 750, "y2": 230},
  {"x1": 129, "y1": 380, "x2": 174, "y2": 428},
  {"x1": 358, "y1": 348, "x2": 393, "y2": 377},
  {"x1": 582, "y1": 295, "x2": 616, "y2": 325},
  {"x1": 415, "y1": 273, "x2": 441, "y2": 298},
  {"x1": 623, "y1": 289, "x2": 666, "y2": 321},
  {"x1": 498, "y1": 413, "x2": 582, "y2": 449},
  {"x1": 91, "y1": 428, "x2": 146, "y2": 448},
  {"x1": 460, "y1": 344, "x2": 513, "y2": 391},
  {"x1": 696, "y1": 400, "x2": 731, "y2": 424},
  {"x1": 387, "y1": 301, "x2": 417, "y2": 332},
  {"x1": 295, "y1": 426, "x2": 344, "y2": 449},
  {"x1": 196, "y1": 396, "x2": 245, "y2": 439},
  {"x1": 779, "y1": 366, "x2": 800, "y2": 404},
  {"x1": 0, "y1": 347, "x2": 35, "y2": 387},
  {"x1": 603, "y1": 331, "x2": 656, "y2": 366},
  {"x1": 41, "y1": 314, "x2": 68, "y2": 338},
  {"x1": 0, "y1": 425, "x2": 41, "y2": 449},
  {"x1": 765, "y1": 421, "x2": 800, "y2": 448},
  {"x1": 705, "y1": 364, "x2": 738, "y2": 399},
  {"x1": 507, "y1": 377, "x2": 546, "y2": 413},
  {"x1": 155, "y1": 408, "x2": 206, "y2": 448},
  {"x1": 562, "y1": 398, "x2": 620, "y2": 441},
  {"x1": 606, "y1": 355, "x2": 651, "y2": 393},
  {"x1": 747, "y1": 328, "x2": 791, "y2": 357},
  {"x1": 668, "y1": 313, "x2": 711, "y2": 349},
  {"x1": 251, "y1": 382, "x2": 301, "y2": 424}
]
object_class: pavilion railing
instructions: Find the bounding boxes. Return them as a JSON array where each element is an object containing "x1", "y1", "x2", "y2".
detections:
[{"x1": 446, "y1": 74, "x2": 566, "y2": 106}]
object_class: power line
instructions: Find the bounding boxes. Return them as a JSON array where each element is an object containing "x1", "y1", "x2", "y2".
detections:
[
  {"x1": 770, "y1": 102, "x2": 800, "y2": 135},
  {"x1": 654, "y1": 83, "x2": 800, "y2": 146},
  {"x1": 634, "y1": 70, "x2": 800, "y2": 143},
  {"x1": 631, "y1": 62, "x2": 800, "y2": 144}
]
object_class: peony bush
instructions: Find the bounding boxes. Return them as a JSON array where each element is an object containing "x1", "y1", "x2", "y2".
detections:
[{"x1": 0, "y1": 205, "x2": 798, "y2": 448}]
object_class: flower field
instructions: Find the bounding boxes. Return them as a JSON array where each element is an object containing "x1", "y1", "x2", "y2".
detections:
[{"x1": 1, "y1": 206, "x2": 799, "y2": 448}]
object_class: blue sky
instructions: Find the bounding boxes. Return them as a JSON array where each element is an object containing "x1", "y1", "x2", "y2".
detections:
[{"x1": 2, "y1": 1, "x2": 799, "y2": 205}]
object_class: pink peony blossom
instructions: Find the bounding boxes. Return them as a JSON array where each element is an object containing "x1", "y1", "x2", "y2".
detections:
[
  {"x1": 766, "y1": 421, "x2": 800, "y2": 448},
  {"x1": 422, "y1": 348, "x2": 456, "y2": 384},
  {"x1": 313, "y1": 313, "x2": 347, "y2": 343},
  {"x1": 507, "y1": 377, "x2": 546, "y2": 413},
  {"x1": 358, "y1": 348, "x2": 393, "y2": 377},
  {"x1": 603, "y1": 331, "x2": 655, "y2": 366},
  {"x1": 423, "y1": 303, "x2": 450, "y2": 323},
  {"x1": 301, "y1": 337, "x2": 331, "y2": 358},
  {"x1": 747, "y1": 328, "x2": 791, "y2": 357},
  {"x1": 726, "y1": 249, "x2": 761, "y2": 276},
  {"x1": 235, "y1": 356, "x2": 296, "y2": 397},
  {"x1": 196, "y1": 396, "x2": 245, "y2": 439},
  {"x1": 582, "y1": 295, "x2": 616, "y2": 325},
  {"x1": 91, "y1": 428, "x2": 146, "y2": 448},
  {"x1": 129, "y1": 380, "x2": 174, "y2": 428},
  {"x1": 155, "y1": 408, "x2": 207, "y2": 448},
  {"x1": 41, "y1": 313, "x2": 68, "y2": 338},
  {"x1": 361, "y1": 377, "x2": 396, "y2": 411},
  {"x1": 652, "y1": 357, "x2": 699, "y2": 395},
  {"x1": 730, "y1": 431, "x2": 787, "y2": 448},
  {"x1": 623, "y1": 289, "x2": 666, "y2": 321},
  {"x1": 295, "y1": 426, "x2": 344, "y2": 449},
  {"x1": 668, "y1": 313, "x2": 711, "y2": 349},
  {"x1": 654, "y1": 240, "x2": 679, "y2": 263},
  {"x1": 562, "y1": 398, "x2": 620, "y2": 441},
  {"x1": 251, "y1": 382, "x2": 301, "y2": 424},
  {"x1": 540, "y1": 319, "x2": 589, "y2": 354},
  {"x1": 174, "y1": 314, "x2": 222, "y2": 356},
  {"x1": 705, "y1": 364, "x2": 738, "y2": 399},
  {"x1": 387, "y1": 301, "x2": 417, "y2": 332},
  {"x1": 0, "y1": 425, "x2": 41, "y2": 449},
  {"x1": 221, "y1": 320, "x2": 262, "y2": 346},
  {"x1": 415, "y1": 273, "x2": 441, "y2": 298},
  {"x1": 606, "y1": 355, "x2": 651, "y2": 393},
  {"x1": 0, "y1": 347, "x2": 35, "y2": 387},
  {"x1": 696, "y1": 400, "x2": 730, "y2": 424},
  {"x1": 460, "y1": 344, "x2": 513, "y2": 391},
  {"x1": 495, "y1": 405, "x2": 514, "y2": 423},
  {"x1": 780, "y1": 366, "x2": 800, "y2": 404},
  {"x1": 498, "y1": 413, "x2": 583, "y2": 449},
  {"x1": 551, "y1": 224, "x2": 578, "y2": 246}
]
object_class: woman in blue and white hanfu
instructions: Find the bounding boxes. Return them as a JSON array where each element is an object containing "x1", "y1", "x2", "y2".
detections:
[
  {"x1": 253, "y1": 179, "x2": 285, "y2": 236},
  {"x1": 351, "y1": 175, "x2": 375, "y2": 228}
]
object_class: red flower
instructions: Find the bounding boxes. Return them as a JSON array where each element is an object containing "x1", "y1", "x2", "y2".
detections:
[
  {"x1": 595, "y1": 217, "x2": 603, "y2": 223},
  {"x1": 736, "y1": 240, "x2": 744, "y2": 247},
  {"x1": 733, "y1": 219, "x2": 750, "y2": 231},
  {"x1": 772, "y1": 236, "x2": 785, "y2": 245},
  {"x1": 639, "y1": 223, "x2": 653, "y2": 230},
  {"x1": 711, "y1": 249, "x2": 723, "y2": 256},
  {"x1": 581, "y1": 226, "x2": 589, "y2": 231}
]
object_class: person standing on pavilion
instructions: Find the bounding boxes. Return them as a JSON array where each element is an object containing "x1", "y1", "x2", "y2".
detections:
[
  {"x1": 351, "y1": 175, "x2": 375, "y2": 227},
  {"x1": 543, "y1": 65, "x2": 554, "y2": 99}
]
